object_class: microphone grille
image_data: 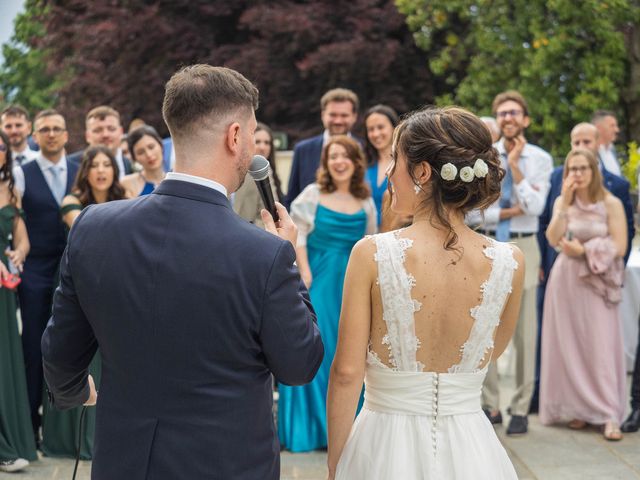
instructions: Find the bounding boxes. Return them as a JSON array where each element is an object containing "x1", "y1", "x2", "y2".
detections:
[{"x1": 249, "y1": 155, "x2": 270, "y2": 181}]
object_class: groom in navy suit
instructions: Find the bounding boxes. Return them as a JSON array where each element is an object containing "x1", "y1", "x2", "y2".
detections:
[
  {"x1": 14, "y1": 109, "x2": 79, "y2": 434},
  {"x1": 284, "y1": 88, "x2": 359, "y2": 208},
  {"x1": 42, "y1": 65, "x2": 324, "y2": 479},
  {"x1": 532, "y1": 122, "x2": 635, "y2": 411}
]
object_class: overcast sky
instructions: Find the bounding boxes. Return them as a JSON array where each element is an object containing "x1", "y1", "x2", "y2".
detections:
[{"x1": 0, "y1": 0, "x2": 26, "y2": 65}]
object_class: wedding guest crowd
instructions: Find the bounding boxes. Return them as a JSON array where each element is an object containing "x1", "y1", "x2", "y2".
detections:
[{"x1": 1, "y1": 78, "x2": 640, "y2": 473}]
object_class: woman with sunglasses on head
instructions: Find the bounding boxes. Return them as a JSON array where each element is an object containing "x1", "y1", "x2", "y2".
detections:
[
  {"x1": 0, "y1": 130, "x2": 36, "y2": 473},
  {"x1": 540, "y1": 148, "x2": 627, "y2": 441},
  {"x1": 41, "y1": 146, "x2": 126, "y2": 460}
]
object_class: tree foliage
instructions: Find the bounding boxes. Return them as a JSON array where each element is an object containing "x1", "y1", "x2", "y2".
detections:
[
  {"x1": 396, "y1": 0, "x2": 640, "y2": 159},
  {"x1": 0, "y1": 0, "x2": 62, "y2": 113},
  {"x1": 2, "y1": 0, "x2": 433, "y2": 150}
]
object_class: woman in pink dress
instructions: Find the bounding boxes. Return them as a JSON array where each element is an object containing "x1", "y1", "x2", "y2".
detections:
[{"x1": 540, "y1": 148, "x2": 627, "y2": 440}]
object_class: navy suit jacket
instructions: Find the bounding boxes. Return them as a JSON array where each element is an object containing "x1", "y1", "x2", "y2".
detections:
[
  {"x1": 538, "y1": 165, "x2": 635, "y2": 284},
  {"x1": 284, "y1": 134, "x2": 324, "y2": 209},
  {"x1": 67, "y1": 149, "x2": 133, "y2": 176},
  {"x1": 41, "y1": 180, "x2": 324, "y2": 480}
]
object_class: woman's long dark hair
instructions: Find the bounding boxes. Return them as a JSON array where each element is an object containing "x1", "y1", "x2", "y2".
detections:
[
  {"x1": 73, "y1": 146, "x2": 126, "y2": 207},
  {"x1": 0, "y1": 131, "x2": 17, "y2": 208},
  {"x1": 364, "y1": 104, "x2": 399, "y2": 166},
  {"x1": 256, "y1": 122, "x2": 283, "y2": 201},
  {"x1": 127, "y1": 125, "x2": 164, "y2": 166}
]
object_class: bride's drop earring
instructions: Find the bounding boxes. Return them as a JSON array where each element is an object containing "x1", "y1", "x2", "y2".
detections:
[{"x1": 414, "y1": 183, "x2": 421, "y2": 195}]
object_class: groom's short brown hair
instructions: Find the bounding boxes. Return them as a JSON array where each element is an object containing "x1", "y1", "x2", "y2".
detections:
[{"x1": 162, "y1": 64, "x2": 259, "y2": 139}]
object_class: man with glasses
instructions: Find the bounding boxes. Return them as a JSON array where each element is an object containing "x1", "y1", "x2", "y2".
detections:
[
  {"x1": 1, "y1": 105, "x2": 39, "y2": 166},
  {"x1": 14, "y1": 109, "x2": 80, "y2": 440},
  {"x1": 67, "y1": 106, "x2": 132, "y2": 178},
  {"x1": 467, "y1": 90, "x2": 553, "y2": 435}
]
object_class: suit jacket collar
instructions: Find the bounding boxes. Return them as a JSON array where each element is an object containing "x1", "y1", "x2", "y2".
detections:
[{"x1": 153, "y1": 179, "x2": 231, "y2": 208}]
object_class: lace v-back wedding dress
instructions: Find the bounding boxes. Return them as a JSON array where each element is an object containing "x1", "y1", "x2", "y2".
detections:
[{"x1": 335, "y1": 230, "x2": 519, "y2": 479}]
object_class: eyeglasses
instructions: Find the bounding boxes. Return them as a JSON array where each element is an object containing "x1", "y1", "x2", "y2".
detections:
[
  {"x1": 0, "y1": 145, "x2": 6, "y2": 152},
  {"x1": 36, "y1": 127, "x2": 66, "y2": 135},
  {"x1": 496, "y1": 109, "x2": 524, "y2": 119},
  {"x1": 567, "y1": 166, "x2": 590, "y2": 174}
]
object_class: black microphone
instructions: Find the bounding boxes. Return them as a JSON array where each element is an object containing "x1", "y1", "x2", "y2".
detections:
[{"x1": 248, "y1": 155, "x2": 279, "y2": 222}]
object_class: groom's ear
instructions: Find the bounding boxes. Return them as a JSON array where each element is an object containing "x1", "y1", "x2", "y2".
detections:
[{"x1": 225, "y1": 122, "x2": 241, "y2": 155}]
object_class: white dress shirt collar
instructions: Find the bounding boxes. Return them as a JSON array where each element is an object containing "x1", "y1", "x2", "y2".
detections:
[
  {"x1": 322, "y1": 129, "x2": 353, "y2": 146},
  {"x1": 36, "y1": 154, "x2": 67, "y2": 172},
  {"x1": 165, "y1": 172, "x2": 228, "y2": 197}
]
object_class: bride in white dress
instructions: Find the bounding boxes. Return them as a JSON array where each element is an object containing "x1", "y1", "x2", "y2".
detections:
[{"x1": 327, "y1": 106, "x2": 525, "y2": 479}]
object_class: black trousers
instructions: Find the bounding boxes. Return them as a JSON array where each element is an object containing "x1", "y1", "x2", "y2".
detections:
[{"x1": 18, "y1": 255, "x2": 59, "y2": 432}]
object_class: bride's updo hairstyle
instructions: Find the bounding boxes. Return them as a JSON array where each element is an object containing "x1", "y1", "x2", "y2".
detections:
[{"x1": 394, "y1": 106, "x2": 504, "y2": 250}]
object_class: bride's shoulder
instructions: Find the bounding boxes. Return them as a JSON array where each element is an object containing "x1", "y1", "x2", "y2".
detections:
[{"x1": 485, "y1": 239, "x2": 524, "y2": 273}]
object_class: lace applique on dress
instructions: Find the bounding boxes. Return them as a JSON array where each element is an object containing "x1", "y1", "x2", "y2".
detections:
[
  {"x1": 371, "y1": 230, "x2": 424, "y2": 372},
  {"x1": 448, "y1": 240, "x2": 518, "y2": 374}
]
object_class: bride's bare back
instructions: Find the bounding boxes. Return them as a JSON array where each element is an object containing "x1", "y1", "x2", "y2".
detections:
[{"x1": 367, "y1": 224, "x2": 524, "y2": 374}]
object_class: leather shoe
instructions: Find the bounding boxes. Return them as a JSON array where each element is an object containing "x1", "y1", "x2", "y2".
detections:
[
  {"x1": 483, "y1": 408, "x2": 502, "y2": 425},
  {"x1": 506, "y1": 415, "x2": 528, "y2": 435},
  {"x1": 621, "y1": 409, "x2": 640, "y2": 433}
]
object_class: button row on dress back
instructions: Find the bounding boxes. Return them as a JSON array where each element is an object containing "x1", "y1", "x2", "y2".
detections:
[{"x1": 432, "y1": 373, "x2": 439, "y2": 457}]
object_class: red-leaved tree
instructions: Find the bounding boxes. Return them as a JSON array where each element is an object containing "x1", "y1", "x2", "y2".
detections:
[{"x1": 38, "y1": 0, "x2": 432, "y2": 149}]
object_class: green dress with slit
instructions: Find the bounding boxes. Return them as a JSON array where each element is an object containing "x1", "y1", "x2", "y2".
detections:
[
  {"x1": 40, "y1": 199, "x2": 102, "y2": 460},
  {"x1": 0, "y1": 205, "x2": 38, "y2": 462}
]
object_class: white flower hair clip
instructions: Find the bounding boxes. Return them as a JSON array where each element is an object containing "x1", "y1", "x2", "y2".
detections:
[
  {"x1": 459, "y1": 166, "x2": 475, "y2": 183},
  {"x1": 440, "y1": 158, "x2": 489, "y2": 182},
  {"x1": 440, "y1": 163, "x2": 458, "y2": 181},
  {"x1": 473, "y1": 158, "x2": 489, "y2": 178}
]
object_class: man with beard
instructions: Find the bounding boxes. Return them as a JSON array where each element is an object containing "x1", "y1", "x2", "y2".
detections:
[
  {"x1": 467, "y1": 90, "x2": 553, "y2": 435},
  {"x1": 13, "y1": 110, "x2": 79, "y2": 439},
  {"x1": 284, "y1": 88, "x2": 359, "y2": 208},
  {"x1": 41, "y1": 65, "x2": 323, "y2": 479},
  {"x1": 67, "y1": 106, "x2": 133, "y2": 179},
  {"x1": 1, "y1": 105, "x2": 39, "y2": 166}
]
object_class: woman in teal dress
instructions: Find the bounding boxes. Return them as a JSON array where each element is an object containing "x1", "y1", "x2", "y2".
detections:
[
  {"x1": 364, "y1": 105, "x2": 398, "y2": 226},
  {"x1": 278, "y1": 135, "x2": 377, "y2": 452},
  {"x1": 41, "y1": 146, "x2": 126, "y2": 460},
  {"x1": 0, "y1": 130, "x2": 37, "y2": 473},
  {"x1": 121, "y1": 125, "x2": 166, "y2": 198}
]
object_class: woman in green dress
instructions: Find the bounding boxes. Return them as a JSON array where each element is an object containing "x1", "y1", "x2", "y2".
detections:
[
  {"x1": 0, "y1": 130, "x2": 36, "y2": 473},
  {"x1": 41, "y1": 145, "x2": 126, "y2": 460}
]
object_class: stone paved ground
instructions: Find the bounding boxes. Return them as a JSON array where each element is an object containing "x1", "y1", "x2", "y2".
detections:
[{"x1": 4, "y1": 372, "x2": 638, "y2": 479}]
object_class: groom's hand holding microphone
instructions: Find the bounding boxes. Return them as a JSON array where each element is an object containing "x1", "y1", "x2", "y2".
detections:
[
  {"x1": 261, "y1": 202, "x2": 297, "y2": 247},
  {"x1": 249, "y1": 154, "x2": 298, "y2": 247}
]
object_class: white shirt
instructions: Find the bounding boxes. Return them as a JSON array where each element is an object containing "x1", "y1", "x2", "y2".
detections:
[
  {"x1": 14, "y1": 154, "x2": 68, "y2": 199},
  {"x1": 115, "y1": 149, "x2": 127, "y2": 179},
  {"x1": 598, "y1": 144, "x2": 621, "y2": 176},
  {"x1": 322, "y1": 129, "x2": 354, "y2": 147},
  {"x1": 164, "y1": 172, "x2": 228, "y2": 197},
  {"x1": 466, "y1": 139, "x2": 553, "y2": 233},
  {"x1": 12, "y1": 146, "x2": 39, "y2": 166}
]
